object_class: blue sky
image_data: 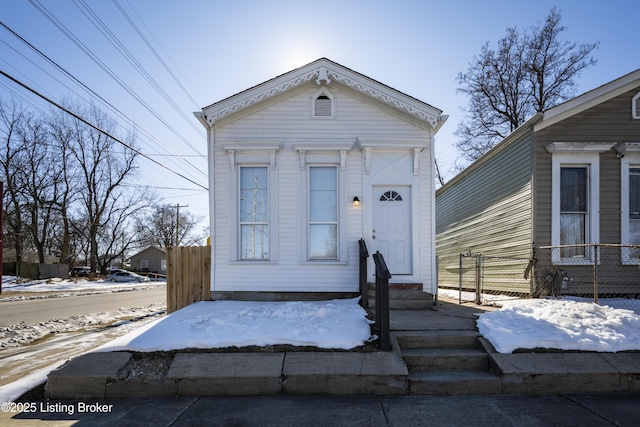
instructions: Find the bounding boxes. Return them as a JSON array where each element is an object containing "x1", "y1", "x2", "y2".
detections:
[{"x1": 2, "y1": 0, "x2": 639, "y2": 229}]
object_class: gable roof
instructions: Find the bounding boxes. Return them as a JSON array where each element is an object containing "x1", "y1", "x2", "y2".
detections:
[
  {"x1": 534, "y1": 68, "x2": 640, "y2": 132},
  {"x1": 131, "y1": 246, "x2": 166, "y2": 258},
  {"x1": 196, "y1": 58, "x2": 446, "y2": 130}
]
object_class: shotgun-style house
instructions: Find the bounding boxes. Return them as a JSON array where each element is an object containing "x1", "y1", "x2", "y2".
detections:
[
  {"x1": 196, "y1": 58, "x2": 447, "y2": 300},
  {"x1": 436, "y1": 69, "x2": 640, "y2": 296}
]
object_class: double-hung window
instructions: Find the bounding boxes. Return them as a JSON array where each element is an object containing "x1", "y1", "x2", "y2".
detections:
[
  {"x1": 618, "y1": 144, "x2": 640, "y2": 263},
  {"x1": 239, "y1": 166, "x2": 269, "y2": 260},
  {"x1": 308, "y1": 166, "x2": 338, "y2": 260},
  {"x1": 548, "y1": 143, "x2": 612, "y2": 264},
  {"x1": 560, "y1": 167, "x2": 588, "y2": 258}
]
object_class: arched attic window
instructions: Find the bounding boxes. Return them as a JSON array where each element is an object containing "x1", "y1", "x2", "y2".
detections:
[{"x1": 312, "y1": 90, "x2": 335, "y2": 118}]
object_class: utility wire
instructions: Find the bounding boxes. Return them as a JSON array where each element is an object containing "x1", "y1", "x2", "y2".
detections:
[
  {"x1": 0, "y1": 20, "x2": 207, "y2": 179},
  {"x1": 112, "y1": 0, "x2": 201, "y2": 110},
  {"x1": 27, "y1": 0, "x2": 206, "y2": 157},
  {"x1": 0, "y1": 68, "x2": 208, "y2": 191}
]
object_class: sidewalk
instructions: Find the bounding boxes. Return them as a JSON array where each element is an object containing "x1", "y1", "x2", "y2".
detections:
[
  {"x1": 41, "y1": 297, "x2": 640, "y2": 399},
  {"x1": 3, "y1": 393, "x2": 640, "y2": 426}
]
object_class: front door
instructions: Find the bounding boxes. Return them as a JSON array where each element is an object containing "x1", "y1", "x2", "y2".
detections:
[{"x1": 372, "y1": 186, "x2": 412, "y2": 275}]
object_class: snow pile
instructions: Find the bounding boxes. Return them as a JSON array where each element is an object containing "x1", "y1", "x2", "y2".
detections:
[
  {"x1": 477, "y1": 299, "x2": 640, "y2": 353},
  {"x1": 97, "y1": 298, "x2": 374, "y2": 352}
]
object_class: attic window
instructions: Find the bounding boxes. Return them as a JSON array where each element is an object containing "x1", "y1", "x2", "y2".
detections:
[
  {"x1": 314, "y1": 94, "x2": 333, "y2": 117},
  {"x1": 633, "y1": 92, "x2": 640, "y2": 119}
]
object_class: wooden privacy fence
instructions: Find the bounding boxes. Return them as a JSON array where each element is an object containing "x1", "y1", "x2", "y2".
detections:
[{"x1": 166, "y1": 246, "x2": 211, "y2": 313}]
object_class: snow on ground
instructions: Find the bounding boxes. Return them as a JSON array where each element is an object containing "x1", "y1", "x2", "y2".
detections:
[
  {"x1": 477, "y1": 299, "x2": 640, "y2": 354},
  {"x1": 97, "y1": 298, "x2": 374, "y2": 352},
  {"x1": 439, "y1": 288, "x2": 640, "y2": 354}
]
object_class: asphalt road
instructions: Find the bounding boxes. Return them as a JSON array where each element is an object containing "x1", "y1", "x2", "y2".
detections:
[{"x1": 0, "y1": 288, "x2": 166, "y2": 326}]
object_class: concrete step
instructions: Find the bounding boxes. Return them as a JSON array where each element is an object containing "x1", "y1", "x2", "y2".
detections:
[
  {"x1": 394, "y1": 331, "x2": 480, "y2": 350},
  {"x1": 402, "y1": 348, "x2": 489, "y2": 371},
  {"x1": 368, "y1": 290, "x2": 433, "y2": 310},
  {"x1": 409, "y1": 370, "x2": 502, "y2": 395}
]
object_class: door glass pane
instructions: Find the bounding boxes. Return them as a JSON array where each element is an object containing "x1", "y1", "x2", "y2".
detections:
[
  {"x1": 310, "y1": 167, "x2": 337, "y2": 221},
  {"x1": 309, "y1": 224, "x2": 337, "y2": 259},
  {"x1": 629, "y1": 168, "x2": 640, "y2": 220}
]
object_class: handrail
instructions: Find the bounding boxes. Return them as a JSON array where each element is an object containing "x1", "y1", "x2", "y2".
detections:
[
  {"x1": 372, "y1": 250, "x2": 391, "y2": 351},
  {"x1": 358, "y1": 239, "x2": 369, "y2": 309}
]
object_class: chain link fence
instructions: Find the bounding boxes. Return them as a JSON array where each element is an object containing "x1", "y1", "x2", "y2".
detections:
[
  {"x1": 536, "y1": 244, "x2": 640, "y2": 312},
  {"x1": 453, "y1": 245, "x2": 640, "y2": 313},
  {"x1": 458, "y1": 252, "x2": 533, "y2": 305}
]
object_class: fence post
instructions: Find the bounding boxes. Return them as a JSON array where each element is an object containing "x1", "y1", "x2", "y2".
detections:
[
  {"x1": 475, "y1": 255, "x2": 482, "y2": 305},
  {"x1": 458, "y1": 253, "x2": 463, "y2": 305},
  {"x1": 373, "y1": 251, "x2": 391, "y2": 351},
  {"x1": 593, "y1": 244, "x2": 599, "y2": 304}
]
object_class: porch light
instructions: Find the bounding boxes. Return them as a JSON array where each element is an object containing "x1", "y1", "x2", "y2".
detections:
[{"x1": 353, "y1": 196, "x2": 360, "y2": 207}]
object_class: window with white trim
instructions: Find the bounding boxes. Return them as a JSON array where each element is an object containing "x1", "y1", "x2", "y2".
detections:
[
  {"x1": 311, "y1": 89, "x2": 335, "y2": 119},
  {"x1": 633, "y1": 91, "x2": 640, "y2": 119},
  {"x1": 308, "y1": 166, "x2": 338, "y2": 260},
  {"x1": 239, "y1": 166, "x2": 269, "y2": 260},
  {"x1": 550, "y1": 149, "x2": 603, "y2": 264},
  {"x1": 619, "y1": 148, "x2": 640, "y2": 263},
  {"x1": 560, "y1": 166, "x2": 589, "y2": 257}
]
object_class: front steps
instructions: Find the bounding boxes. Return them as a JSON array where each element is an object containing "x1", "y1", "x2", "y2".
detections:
[
  {"x1": 366, "y1": 284, "x2": 433, "y2": 310},
  {"x1": 392, "y1": 330, "x2": 502, "y2": 395}
]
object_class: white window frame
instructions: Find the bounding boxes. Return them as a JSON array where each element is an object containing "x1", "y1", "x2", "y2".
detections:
[
  {"x1": 228, "y1": 158, "x2": 278, "y2": 263},
  {"x1": 550, "y1": 151, "x2": 601, "y2": 265},
  {"x1": 619, "y1": 145, "x2": 640, "y2": 264},
  {"x1": 297, "y1": 153, "x2": 348, "y2": 264},
  {"x1": 632, "y1": 91, "x2": 640, "y2": 120},
  {"x1": 238, "y1": 165, "x2": 270, "y2": 261},
  {"x1": 310, "y1": 88, "x2": 336, "y2": 119},
  {"x1": 308, "y1": 165, "x2": 339, "y2": 260}
]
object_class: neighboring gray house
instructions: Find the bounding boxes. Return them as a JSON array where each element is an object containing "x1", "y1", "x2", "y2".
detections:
[
  {"x1": 130, "y1": 246, "x2": 166, "y2": 273},
  {"x1": 436, "y1": 69, "x2": 640, "y2": 295},
  {"x1": 196, "y1": 58, "x2": 447, "y2": 300}
]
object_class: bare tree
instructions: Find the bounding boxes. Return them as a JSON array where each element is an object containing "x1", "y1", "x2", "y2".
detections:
[
  {"x1": 61, "y1": 104, "x2": 149, "y2": 274},
  {"x1": 0, "y1": 99, "x2": 29, "y2": 265},
  {"x1": 455, "y1": 8, "x2": 598, "y2": 163},
  {"x1": 137, "y1": 204, "x2": 205, "y2": 249}
]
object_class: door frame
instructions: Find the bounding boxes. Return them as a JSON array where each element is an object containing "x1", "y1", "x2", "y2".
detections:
[
  {"x1": 364, "y1": 183, "x2": 421, "y2": 283},
  {"x1": 372, "y1": 185, "x2": 412, "y2": 275}
]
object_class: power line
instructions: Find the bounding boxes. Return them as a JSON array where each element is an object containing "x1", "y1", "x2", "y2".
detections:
[
  {"x1": 0, "y1": 68, "x2": 208, "y2": 191},
  {"x1": 0, "y1": 20, "x2": 207, "y2": 180},
  {"x1": 27, "y1": 0, "x2": 206, "y2": 158}
]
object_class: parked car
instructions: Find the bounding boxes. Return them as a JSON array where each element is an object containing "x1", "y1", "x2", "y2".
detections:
[
  {"x1": 69, "y1": 267, "x2": 90, "y2": 277},
  {"x1": 105, "y1": 271, "x2": 150, "y2": 283}
]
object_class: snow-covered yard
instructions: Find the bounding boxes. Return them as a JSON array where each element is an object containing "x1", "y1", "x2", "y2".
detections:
[
  {"x1": 439, "y1": 289, "x2": 640, "y2": 354},
  {"x1": 97, "y1": 298, "x2": 374, "y2": 352}
]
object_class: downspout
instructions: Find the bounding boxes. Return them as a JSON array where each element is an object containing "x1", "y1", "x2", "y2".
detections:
[{"x1": 432, "y1": 114, "x2": 448, "y2": 304}]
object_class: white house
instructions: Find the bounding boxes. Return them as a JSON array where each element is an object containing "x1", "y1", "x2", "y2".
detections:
[{"x1": 196, "y1": 58, "x2": 447, "y2": 300}]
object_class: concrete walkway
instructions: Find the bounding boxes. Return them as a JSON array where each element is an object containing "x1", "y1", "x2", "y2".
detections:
[{"x1": 42, "y1": 297, "x2": 640, "y2": 399}]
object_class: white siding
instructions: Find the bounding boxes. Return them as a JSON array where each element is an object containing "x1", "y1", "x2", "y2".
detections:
[{"x1": 210, "y1": 82, "x2": 434, "y2": 292}]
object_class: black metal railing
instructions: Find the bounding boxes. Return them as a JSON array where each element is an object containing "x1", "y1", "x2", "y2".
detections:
[
  {"x1": 372, "y1": 250, "x2": 391, "y2": 351},
  {"x1": 358, "y1": 239, "x2": 369, "y2": 309}
]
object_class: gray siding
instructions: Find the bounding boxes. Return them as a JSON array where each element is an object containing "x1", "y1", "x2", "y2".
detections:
[
  {"x1": 533, "y1": 88, "x2": 640, "y2": 247},
  {"x1": 533, "y1": 88, "x2": 640, "y2": 292},
  {"x1": 436, "y1": 133, "x2": 533, "y2": 288}
]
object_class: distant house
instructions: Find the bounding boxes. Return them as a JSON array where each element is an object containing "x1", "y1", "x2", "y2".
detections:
[
  {"x1": 436, "y1": 69, "x2": 640, "y2": 295},
  {"x1": 196, "y1": 58, "x2": 447, "y2": 300},
  {"x1": 130, "y1": 246, "x2": 166, "y2": 273}
]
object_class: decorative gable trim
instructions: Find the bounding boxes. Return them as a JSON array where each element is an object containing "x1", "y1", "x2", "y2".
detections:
[{"x1": 201, "y1": 59, "x2": 442, "y2": 128}]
